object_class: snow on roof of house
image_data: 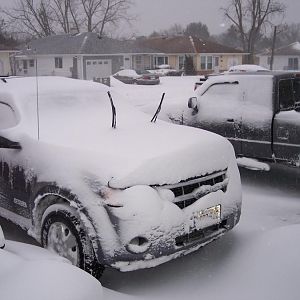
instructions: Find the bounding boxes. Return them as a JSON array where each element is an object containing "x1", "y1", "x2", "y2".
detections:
[
  {"x1": 259, "y1": 41, "x2": 300, "y2": 56},
  {"x1": 138, "y1": 35, "x2": 245, "y2": 54},
  {"x1": 17, "y1": 32, "x2": 159, "y2": 56}
]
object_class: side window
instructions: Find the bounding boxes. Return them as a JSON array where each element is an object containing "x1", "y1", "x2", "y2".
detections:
[
  {"x1": 201, "y1": 82, "x2": 239, "y2": 101},
  {"x1": 294, "y1": 78, "x2": 300, "y2": 104},
  {"x1": 279, "y1": 79, "x2": 295, "y2": 110},
  {"x1": 0, "y1": 102, "x2": 18, "y2": 130}
]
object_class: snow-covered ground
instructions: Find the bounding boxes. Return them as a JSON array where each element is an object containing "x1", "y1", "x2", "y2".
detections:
[
  {"x1": 1, "y1": 76, "x2": 300, "y2": 299},
  {"x1": 2, "y1": 165, "x2": 300, "y2": 300}
]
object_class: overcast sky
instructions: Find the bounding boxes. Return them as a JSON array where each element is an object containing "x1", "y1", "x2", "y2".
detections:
[
  {"x1": 1, "y1": 0, "x2": 300, "y2": 36},
  {"x1": 128, "y1": 0, "x2": 300, "y2": 36}
]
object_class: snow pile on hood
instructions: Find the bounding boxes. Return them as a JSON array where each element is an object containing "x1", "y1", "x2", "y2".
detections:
[
  {"x1": 1, "y1": 76, "x2": 234, "y2": 188},
  {"x1": 227, "y1": 64, "x2": 270, "y2": 72}
]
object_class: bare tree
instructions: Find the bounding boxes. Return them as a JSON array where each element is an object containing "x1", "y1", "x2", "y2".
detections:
[
  {"x1": 3, "y1": 0, "x2": 55, "y2": 38},
  {"x1": 51, "y1": 0, "x2": 81, "y2": 33},
  {"x1": 2, "y1": 0, "x2": 133, "y2": 38},
  {"x1": 185, "y1": 22, "x2": 210, "y2": 39},
  {"x1": 80, "y1": 0, "x2": 133, "y2": 36},
  {"x1": 223, "y1": 0, "x2": 286, "y2": 63}
]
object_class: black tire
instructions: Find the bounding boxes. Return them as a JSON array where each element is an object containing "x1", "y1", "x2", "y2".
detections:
[{"x1": 41, "y1": 207, "x2": 104, "y2": 279}]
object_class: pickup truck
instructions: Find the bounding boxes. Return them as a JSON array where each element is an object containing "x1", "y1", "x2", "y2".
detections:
[{"x1": 184, "y1": 71, "x2": 300, "y2": 167}]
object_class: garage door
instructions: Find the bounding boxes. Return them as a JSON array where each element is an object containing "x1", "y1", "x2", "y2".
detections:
[{"x1": 86, "y1": 59, "x2": 112, "y2": 80}]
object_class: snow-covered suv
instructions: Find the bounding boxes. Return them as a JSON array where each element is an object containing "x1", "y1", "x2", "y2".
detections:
[{"x1": 0, "y1": 77, "x2": 242, "y2": 276}]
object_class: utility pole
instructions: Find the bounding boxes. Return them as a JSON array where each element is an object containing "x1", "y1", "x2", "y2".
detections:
[{"x1": 270, "y1": 26, "x2": 277, "y2": 70}]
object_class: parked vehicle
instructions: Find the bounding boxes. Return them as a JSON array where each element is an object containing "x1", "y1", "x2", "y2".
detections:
[
  {"x1": 136, "y1": 70, "x2": 160, "y2": 85},
  {"x1": 0, "y1": 76, "x2": 241, "y2": 277},
  {"x1": 185, "y1": 71, "x2": 300, "y2": 167},
  {"x1": 113, "y1": 69, "x2": 160, "y2": 85},
  {"x1": 0, "y1": 225, "x2": 103, "y2": 300}
]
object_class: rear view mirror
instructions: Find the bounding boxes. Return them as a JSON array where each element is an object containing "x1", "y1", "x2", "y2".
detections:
[{"x1": 188, "y1": 97, "x2": 198, "y2": 109}]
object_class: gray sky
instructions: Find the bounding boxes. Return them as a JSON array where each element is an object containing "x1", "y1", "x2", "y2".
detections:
[
  {"x1": 128, "y1": 0, "x2": 300, "y2": 36},
  {"x1": 1, "y1": 0, "x2": 300, "y2": 36}
]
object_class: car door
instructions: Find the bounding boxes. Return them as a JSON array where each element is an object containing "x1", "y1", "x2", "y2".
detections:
[
  {"x1": 273, "y1": 77, "x2": 300, "y2": 164},
  {"x1": 239, "y1": 76, "x2": 274, "y2": 160},
  {"x1": 187, "y1": 80, "x2": 243, "y2": 155},
  {"x1": 0, "y1": 101, "x2": 31, "y2": 223}
]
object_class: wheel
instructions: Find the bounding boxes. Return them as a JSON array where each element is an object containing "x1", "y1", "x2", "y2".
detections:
[{"x1": 41, "y1": 204, "x2": 104, "y2": 278}]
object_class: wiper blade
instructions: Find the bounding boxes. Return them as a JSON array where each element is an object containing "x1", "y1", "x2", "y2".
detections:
[
  {"x1": 107, "y1": 91, "x2": 117, "y2": 129},
  {"x1": 151, "y1": 93, "x2": 165, "y2": 123}
]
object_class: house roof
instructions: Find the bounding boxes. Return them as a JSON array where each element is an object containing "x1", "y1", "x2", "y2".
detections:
[
  {"x1": 0, "y1": 44, "x2": 17, "y2": 52},
  {"x1": 16, "y1": 33, "x2": 244, "y2": 57},
  {"x1": 260, "y1": 42, "x2": 300, "y2": 56},
  {"x1": 137, "y1": 35, "x2": 244, "y2": 54},
  {"x1": 17, "y1": 32, "x2": 160, "y2": 56}
]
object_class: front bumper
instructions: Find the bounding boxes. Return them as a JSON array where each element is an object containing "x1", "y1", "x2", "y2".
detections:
[{"x1": 111, "y1": 210, "x2": 240, "y2": 272}]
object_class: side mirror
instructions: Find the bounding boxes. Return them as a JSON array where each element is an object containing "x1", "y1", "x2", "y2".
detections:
[
  {"x1": 188, "y1": 97, "x2": 198, "y2": 109},
  {"x1": 0, "y1": 226, "x2": 5, "y2": 249},
  {"x1": 0, "y1": 136, "x2": 21, "y2": 150}
]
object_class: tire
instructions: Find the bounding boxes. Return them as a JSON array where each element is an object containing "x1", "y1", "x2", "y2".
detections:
[{"x1": 41, "y1": 205, "x2": 104, "y2": 279}]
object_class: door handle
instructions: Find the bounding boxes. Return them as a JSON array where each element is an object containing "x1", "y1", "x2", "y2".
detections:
[{"x1": 227, "y1": 118, "x2": 234, "y2": 123}]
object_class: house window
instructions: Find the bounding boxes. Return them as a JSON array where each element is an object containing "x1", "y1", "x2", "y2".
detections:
[
  {"x1": 23, "y1": 60, "x2": 28, "y2": 70},
  {"x1": 55, "y1": 57, "x2": 63, "y2": 69},
  {"x1": 200, "y1": 55, "x2": 213, "y2": 70},
  {"x1": 29, "y1": 60, "x2": 35, "y2": 68},
  {"x1": 155, "y1": 56, "x2": 168, "y2": 67},
  {"x1": 288, "y1": 57, "x2": 299, "y2": 70},
  {"x1": 179, "y1": 56, "x2": 185, "y2": 70},
  {"x1": 135, "y1": 56, "x2": 142, "y2": 65},
  {"x1": 214, "y1": 57, "x2": 219, "y2": 67}
]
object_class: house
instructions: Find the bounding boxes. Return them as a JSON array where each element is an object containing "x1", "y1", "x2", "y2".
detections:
[
  {"x1": 0, "y1": 44, "x2": 18, "y2": 76},
  {"x1": 14, "y1": 33, "x2": 245, "y2": 80},
  {"x1": 14, "y1": 32, "x2": 162, "y2": 80},
  {"x1": 259, "y1": 42, "x2": 300, "y2": 71},
  {"x1": 137, "y1": 35, "x2": 246, "y2": 74}
]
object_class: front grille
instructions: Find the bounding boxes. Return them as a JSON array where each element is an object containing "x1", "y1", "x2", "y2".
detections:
[{"x1": 161, "y1": 169, "x2": 228, "y2": 209}]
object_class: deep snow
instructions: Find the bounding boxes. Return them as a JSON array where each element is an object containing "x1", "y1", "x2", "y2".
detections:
[
  {"x1": 2, "y1": 165, "x2": 300, "y2": 300},
  {"x1": 1, "y1": 76, "x2": 300, "y2": 299}
]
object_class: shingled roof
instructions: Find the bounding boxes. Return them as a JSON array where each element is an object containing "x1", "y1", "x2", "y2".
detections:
[
  {"x1": 138, "y1": 35, "x2": 244, "y2": 54},
  {"x1": 0, "y1": 44, "x2": 17, "y2": 51},
  {"x1": 18, "y1": 32, "x2": 160, "y2": 55},
  {"x1": 260, "y1": 42, "x2": 300, "y2": 56}
]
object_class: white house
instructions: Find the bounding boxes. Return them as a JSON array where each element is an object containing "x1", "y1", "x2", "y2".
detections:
[
  {"x1": 259, "y1": 42, "x2": 300, "y2": 71},
  {"x1": 14, "y1": 33, "x2": 160, "y2": 81},
  {"x1": 0, "y1": 45, "x2": 17, "y2": 75}
]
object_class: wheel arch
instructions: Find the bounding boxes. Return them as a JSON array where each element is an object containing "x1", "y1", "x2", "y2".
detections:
[{"x1": 31, "y1": 185, "x2": 99, "y2": 255}]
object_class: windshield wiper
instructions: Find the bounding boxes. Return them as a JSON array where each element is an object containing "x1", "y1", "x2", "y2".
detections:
[
  {"x1": 151, "y1": 93, "x2": 165, "y2": 123},
  {"x1": 107, "y1": 91, "x2": 117, "y2": 129}
]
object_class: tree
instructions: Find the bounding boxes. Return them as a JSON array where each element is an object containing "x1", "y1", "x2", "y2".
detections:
[
  {"x1": 184, "y1": 55, "x2": 196, "y2": 75},
  {"x1": 185, "y1": 22, "x2": 210, "y2": 39},
  {"x1": 80, "y1": 0, "x2": 133, "y2": 37},
  {"x1": 2, "y1": 0, "x2": 133, "y2": 38},
  {"x1": 3, "y1": 0, "x2": 55, "y2": 38},
  {"x1": 223, "y1": 0, "x2": 286, "y2": 63}
]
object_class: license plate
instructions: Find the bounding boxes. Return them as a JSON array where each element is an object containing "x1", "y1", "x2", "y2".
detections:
[
  {"x1": 150, "y1": 76, "x2": 156, "y2": 80},
  {"x1": 191, "y1": 205, "x2": 221, "y2": 230}
]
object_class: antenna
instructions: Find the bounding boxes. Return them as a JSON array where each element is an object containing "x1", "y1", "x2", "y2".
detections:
[
  {"x1": 151, "y1": 93, "x2": 165, "y2": 123},
  {"x1": 107, "y1": 91, "x2": 117, "y2": 129},
  {"x1": 35, "y1": 50, "x2": 40, "y2": 140}
]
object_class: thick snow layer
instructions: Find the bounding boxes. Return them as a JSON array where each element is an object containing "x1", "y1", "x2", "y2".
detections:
[
  {"x1": 237, "y1": 157, "x2": 270, "y2": 171},
  {"x1": 0, "y1": 240, "x2": 103, "y2": 300},
  {"x1": 1, "y1": 76, "x2": 232, "y2": 188},
  {"x1": 113, "y1": 69, "x2": 140, "y2": 78},
  {"x1": 227, "y1": 64, "x2": 270, "y2": 72}
]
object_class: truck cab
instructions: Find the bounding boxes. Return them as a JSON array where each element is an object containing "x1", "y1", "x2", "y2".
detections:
[{"x1": 187, "y1": 72, "x2": 300, "y2": 167}]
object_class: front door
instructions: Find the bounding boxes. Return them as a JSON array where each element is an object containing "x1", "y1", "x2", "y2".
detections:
[
  {"x1": 187, "y1": 81, "x2": 242, "y2": 155},
  {"x1": 240, "y1": 76, "x2": 274, "y2": 160}
]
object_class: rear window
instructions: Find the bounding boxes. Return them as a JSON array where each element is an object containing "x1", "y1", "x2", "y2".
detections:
[{"x1": 279, "y1": 79, "x2": 295, "y2": 110}]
